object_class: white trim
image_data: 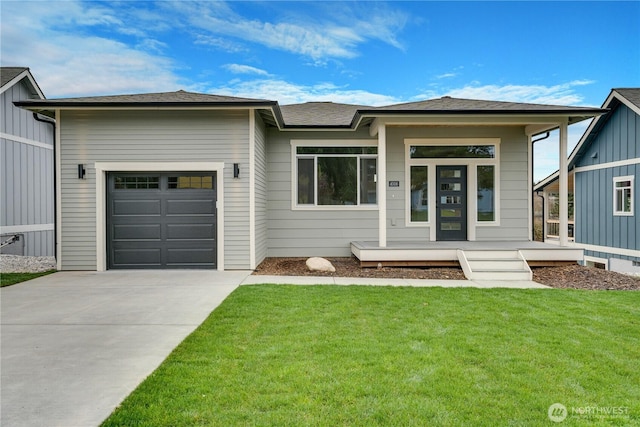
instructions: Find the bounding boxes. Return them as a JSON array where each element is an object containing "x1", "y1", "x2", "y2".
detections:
[
  {"x1": 568, "y1": 90, "x2": 635, "y2": 167},
  {"x1": 527, "y1": 134, "x2": 533, "y2": 241},
  {"x1": 249, "y1": 110, "x2": 256, "y2": 269},
  {"x1": 583, "y1": 255, "x2": 609, "y2": 270},
  {"x1": 0, "y1": 69, "x2": 46, "y2": 98},
  {"x1": 403, "y1": 138, "x2": 501, "y2": 240},
  {"x1": 290, "y1": 139, "x2": 379, "y2": 211},
  {"x1": 573, "y1": 242, "x2": 640, "y2": 258},
  {"x1": 559, "y1": 121, "x2": 569, "y2": 246},
  {"x1": 574, "y1": 157, "x2": 640, "y2": 173},
  {"x1": 0, "y1": 223, "x2": 54, "y2": 233},
  {"x1": 94, "y1": 162, "x2": 225, "y2": 272},
  {"x1": 55, "y1": 110, "x2": 62, "y2": 270},
  {"x1": 378, "y1": 124, "x2": 387, "y2": 247},
  {"x1": 616, "y1": 91, "x2": 640, "y2": 116},
  {"x1": 613, "y1": 175, "x2": 634, "y2": 216},
  {"x1": 0, "y1": 132, "x2": 53, "y2": 150}
]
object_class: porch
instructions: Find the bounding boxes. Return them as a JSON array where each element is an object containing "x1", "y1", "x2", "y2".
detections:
[{"x1": 351, "y1": 240, "x2": 582, "y2": 268}]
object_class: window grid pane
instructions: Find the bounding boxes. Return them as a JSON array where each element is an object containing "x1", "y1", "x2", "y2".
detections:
[
  {"x1": 410, "y1": 145, "x2": 495, "y2": 159},
  {"x1": 477, "y1": 165, "x2": 495, "y2": 221},
  {"x1": 168, "y1": 176, "x2": 214, "y2": 189},
  {"x1": 614, "y1": 179, "x2": 633, "y2": 214},
  {"x1": 114, "y1": 176, "x2": 159, "y2": 189},
  {"x1": 317, "y1": 157, "x2": 357, "y2": 205},
  {"x1": 297, "y1": 158, "x2": 315, "y2": 204},
  {"x1": 296, "y1": 148, "x2": 377, "y2": 207},
  {"x1": 360, "y1": 158, "x2": 377, "y2": 204},
  {"x1": 410, "y1": 166, "x2": 429, "y2": 222}
]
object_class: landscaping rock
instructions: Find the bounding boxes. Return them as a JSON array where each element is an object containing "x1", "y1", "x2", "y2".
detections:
[
  {"x1": 0, "y1": 255, "x2": 56, "y2": 273},
  {"x1": 306, "y1": 257, "x2": 336, "y2": 273}
]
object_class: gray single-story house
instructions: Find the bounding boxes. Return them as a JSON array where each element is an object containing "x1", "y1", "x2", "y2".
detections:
[
  {"x1": 1, "y1": 67, "x2": 55, "y2": 256},
  {"x1": 535, "y1": 88, "x2": 639, "y2": 274},
  {"x1": 16, "y1": 91, "x2": 605, "y2": 278}
]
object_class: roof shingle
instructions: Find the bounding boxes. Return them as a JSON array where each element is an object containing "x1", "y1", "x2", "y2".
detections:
[
  {"x1": 1, "y1": 67, "x2": 29, "y2": 88},
  {"x1": 615, "y1": 88, "x2": 640, "y2": 109}
]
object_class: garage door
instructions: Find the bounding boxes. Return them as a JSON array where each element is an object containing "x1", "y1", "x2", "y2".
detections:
[{"x1": 107, "y1": 172, "x2": 217, "y2": 269}]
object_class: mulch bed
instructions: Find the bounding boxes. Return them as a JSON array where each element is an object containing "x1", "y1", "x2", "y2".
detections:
[{"x1": 254, "y1": 257, "x2": 640, "y2": 291}]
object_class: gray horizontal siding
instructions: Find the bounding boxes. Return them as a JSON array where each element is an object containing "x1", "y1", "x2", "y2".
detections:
[
  {"x1": 0, "y1": 79, "x2": 54, "y2": 256},
  {"x1": 385, "y1": 126, "x2": 530, "y2": 242},
  {"x1": 265, "y1": 125, "x2": 531, "y2": 257},
  {"x1": 266, "y1": 129, "x2": 378, "y2": 257},
  {"x1": 254, "y1": 113, "x2": 268, "y2": 267},
  {"x1": 59, "y1": 109, "x2": 250, "y2": 270}
]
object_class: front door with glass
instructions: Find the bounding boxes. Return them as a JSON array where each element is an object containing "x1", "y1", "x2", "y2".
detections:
[{"x1": 436, "y1": 165, "x2": 467, "y2": 240}]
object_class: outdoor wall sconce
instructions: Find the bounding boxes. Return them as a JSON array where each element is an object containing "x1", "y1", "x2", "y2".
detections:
[
  {"x1": 233, "y1": 163, "x2": 240, "y2": 178},
  {"x1": 78, "y1": 164, "x2": 86, "y2": 179}
]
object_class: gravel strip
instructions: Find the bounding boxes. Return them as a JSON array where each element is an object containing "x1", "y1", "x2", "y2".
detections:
[{"x1": 0, "y1": 255, "x2": 57, "y2": 273}]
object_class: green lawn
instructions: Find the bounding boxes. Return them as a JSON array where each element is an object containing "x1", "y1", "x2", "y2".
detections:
[
  {"x1": 0, "y1": 270, "x2": 55, "y2": 287},
  {"x1": 103, "y1": 286, "x2": 640, "y2": 426}
]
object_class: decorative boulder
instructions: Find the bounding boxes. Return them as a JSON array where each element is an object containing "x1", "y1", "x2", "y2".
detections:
[{"x1": 306, "y1": 257, "x2": 336, "y2": 273}]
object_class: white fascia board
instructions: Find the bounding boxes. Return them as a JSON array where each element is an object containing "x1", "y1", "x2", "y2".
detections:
[{"x1": 0, "y1": 69, "x2": 46, "y2": 99}]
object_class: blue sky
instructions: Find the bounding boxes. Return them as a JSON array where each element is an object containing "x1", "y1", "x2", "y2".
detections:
[{"x1": 2, "y1": 1, "x2": 639, "y2": 180}]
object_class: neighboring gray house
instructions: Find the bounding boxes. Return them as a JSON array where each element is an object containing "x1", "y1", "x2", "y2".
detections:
[
  {"x1": 16, "y1": 91, "x2": 604, "y2": 278},
  {"x1": 1, "y1": 67, "x2": 54, "y2": 256},
  {"x1": 535, "y1": 88, "x2": 639, "y2": 273}
]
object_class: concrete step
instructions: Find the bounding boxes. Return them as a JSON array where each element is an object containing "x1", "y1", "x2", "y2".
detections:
[
  {"x1": 458, "y1": 249, "x2": 532, "y2": 281},
  {"x1": 467, "y1": 259, "x2": 527, "y2": 270}
]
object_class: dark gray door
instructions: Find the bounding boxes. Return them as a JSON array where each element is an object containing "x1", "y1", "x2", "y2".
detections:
[
  {"x1": 107, "y1": 172, "x2": 217, "y2": 269},
  {"x1": 436, "y1": 165, "x2": 467, "y2": 241}
]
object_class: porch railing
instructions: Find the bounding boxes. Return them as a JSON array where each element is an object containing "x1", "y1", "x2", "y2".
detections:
[{"x1": 546, "y1": 220, "x2": 574, "y2": 241}]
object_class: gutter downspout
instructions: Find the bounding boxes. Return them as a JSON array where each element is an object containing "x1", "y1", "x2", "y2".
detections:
[
  {"x1": 32, "y1": 112, "x2": 57, "y2": 262},
  {"x1": 531, "y1": 132, "x2": 550, "y2": 242}
]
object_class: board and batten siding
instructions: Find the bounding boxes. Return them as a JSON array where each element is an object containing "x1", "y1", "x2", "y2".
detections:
[
  {"x1": 59, "y1": 109, "x2": 251, "y2": 270},
  {"x1": 574, "y1": 103, "x2": 639, "y2": 260},
  {"x1": 0, "y1": 79, "x2": 54, "y2": 256},
  {"x1": 266, "y1": 128, "x2": 378, "y2": 257},
  {"x1": 253, "y1": 112, "x2": 268, "y2": 266},
  {"x1": 385, "y1": 126, "x2": 530, "y2": 242}
]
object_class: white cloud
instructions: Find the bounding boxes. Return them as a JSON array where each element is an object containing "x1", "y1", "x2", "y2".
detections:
[
  {"x1": 174, "y1": 1, "x2": 408, "y2": 63},
  {"x1": 223, "y1": 64, "x2": 270, "y2": 76},
  {"x1": 193, "y1": 35, "x2": 247, "y2": 53},
  {"x1": 209, "y1": 79, "x2": 400, "y2": 106},
  {"x1": 0, "y1": 1, "x2": 183, "y2": 97},
  {"x1": 421, "y1": 80, "x2": 597, "y2": 106}
]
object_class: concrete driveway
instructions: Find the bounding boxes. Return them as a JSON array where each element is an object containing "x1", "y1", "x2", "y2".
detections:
[{"x1": 1, "y1": 270, "x2": 249, "y2": 427}]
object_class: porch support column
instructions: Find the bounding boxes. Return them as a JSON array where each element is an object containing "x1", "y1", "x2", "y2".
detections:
[
  {"x1": 378, "y1": 123, "x2": 387, "y2": 247},
  {"x1": 559, "y1": 120, "x2": 569, "y2": 247}
]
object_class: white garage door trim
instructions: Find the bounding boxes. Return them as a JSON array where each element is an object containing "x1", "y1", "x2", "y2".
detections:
[{"x1": 95, "y1": 162, "x2": 225, "y2": 272}]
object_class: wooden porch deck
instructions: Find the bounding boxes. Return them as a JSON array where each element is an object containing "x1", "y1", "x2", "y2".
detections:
[{"x1": 351, "y1": 240, "x2": 583, "y2": 267}]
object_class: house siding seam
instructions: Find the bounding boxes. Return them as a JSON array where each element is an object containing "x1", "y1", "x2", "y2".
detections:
[
  {"x1": 58, "y1": 109, "x2": 251, "y2": 270},
  {"x1": 0, "y1": 79, "x2": 54, "y2": 256}
]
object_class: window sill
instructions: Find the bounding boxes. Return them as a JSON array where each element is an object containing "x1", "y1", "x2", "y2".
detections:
[{"x1": 292, "y1": 205, "x2": 379, "y2": 211}]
